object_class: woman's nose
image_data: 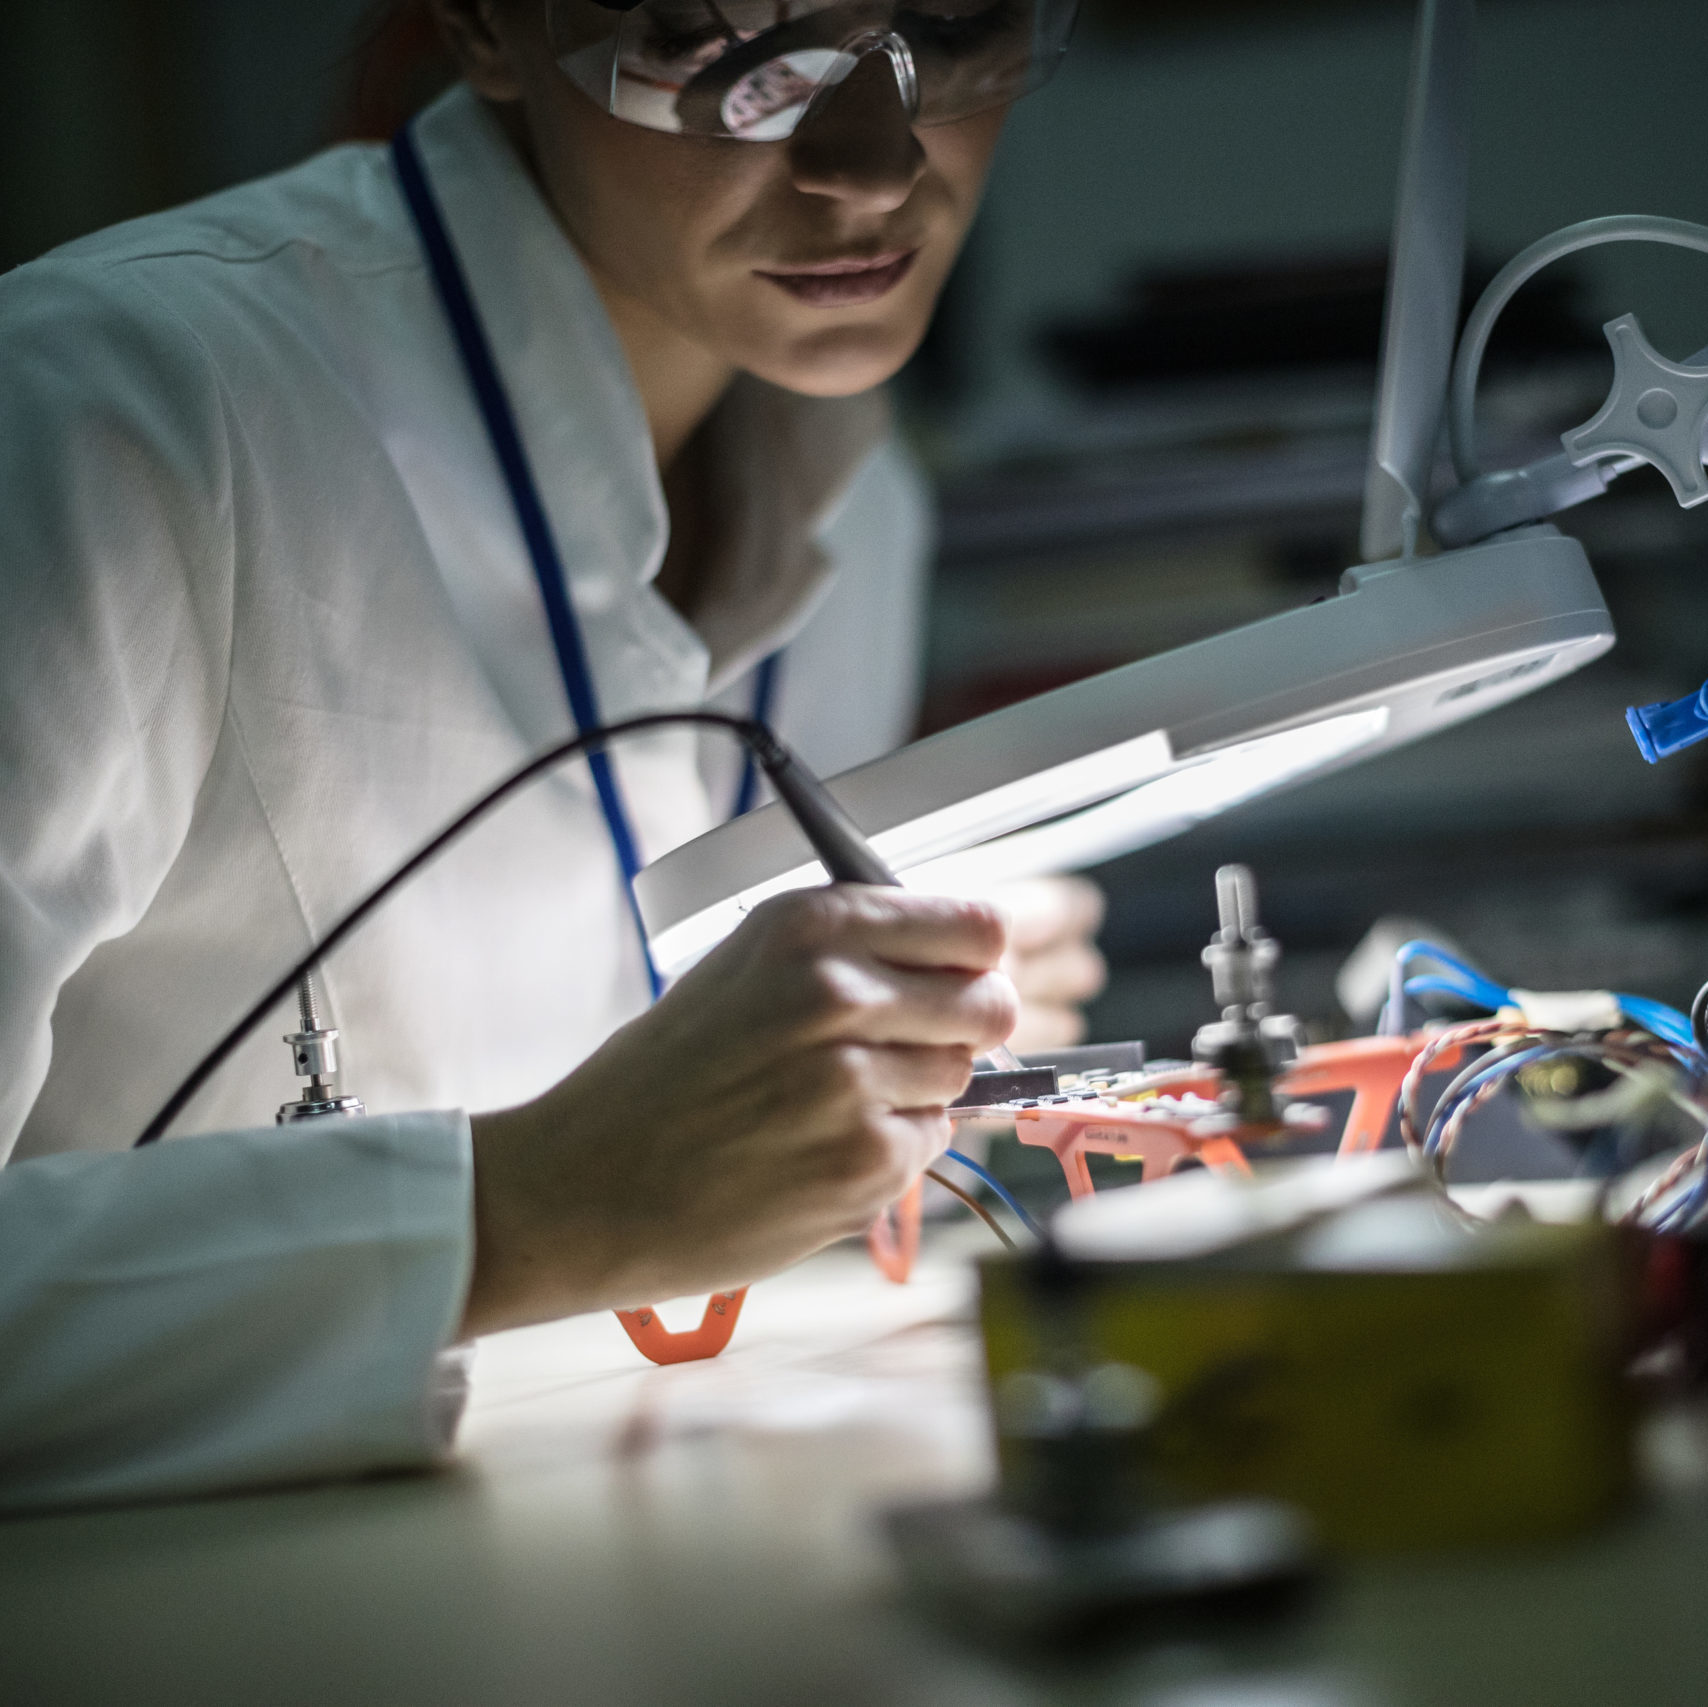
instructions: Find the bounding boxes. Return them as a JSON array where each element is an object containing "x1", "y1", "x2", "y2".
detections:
[{"x1": 787, "y1": 50, "x2": 927, "y2": 212}]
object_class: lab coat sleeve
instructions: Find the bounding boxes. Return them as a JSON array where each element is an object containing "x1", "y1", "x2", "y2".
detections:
[
  {"x1": 0, "y1": 264, "x2": 475, "y2": 1510},
  {"x1": 0, "y1": 1111, "x2": 474, "y2": 1514},
  {"x1": 0, "y1": 259, "x2": 235, "y2": 1155}
]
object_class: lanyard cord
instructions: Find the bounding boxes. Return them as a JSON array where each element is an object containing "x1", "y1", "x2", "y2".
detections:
[
  {"x1": 392, "y1": 124, "x2": 665, "y2": 999},
  {"x1": 392, "y1": 125, "x2": 786, "y2": 994}
]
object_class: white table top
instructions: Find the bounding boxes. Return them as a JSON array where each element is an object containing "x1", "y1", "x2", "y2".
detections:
[{"x1": 5, "y1": 1228, "x2": 1708, "y2": 1707}]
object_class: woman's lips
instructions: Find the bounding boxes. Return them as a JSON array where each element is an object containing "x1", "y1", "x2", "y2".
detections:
[{"x1": 756, "y1": 249, "x2": 918, "y2": 307}]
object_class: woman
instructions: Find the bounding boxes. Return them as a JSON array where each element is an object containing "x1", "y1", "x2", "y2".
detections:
[{"x1": 0, "y1": 0, "x2": 1097, "y2": 1509}]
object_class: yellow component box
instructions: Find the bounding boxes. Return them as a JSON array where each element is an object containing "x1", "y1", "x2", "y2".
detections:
[{"x1": 978, "y1": 1173, "x2": 1632, "y2": 1551}]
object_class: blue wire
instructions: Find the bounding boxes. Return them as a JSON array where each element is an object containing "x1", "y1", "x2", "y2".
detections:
[
  {"x1": 1388, "y1": 940, "x2": 1704, "y2": 1063},
  {"x1": 1426, "y1": 1029, "x2": 1708, "y2": 1172},
  {"x1": 1415, "y1": 952, "x2": 1509, "y2": 1009},
  {"x1": 943, "y1": 1148, "x2": 1045, "y2": 1239},
  {"x1": 1422, "y1": 1043, "x2": 1556, "y2": 1155},
  {"x1": 1615, "y1": 994, "x2": 1698, "y2": 1054},
  {"x1": 1386, "y1": 940, "x2": 1510, "y2": 1032},
  {"x1": 1383, "y1": 942, "x2": 1708, "y2": 1170},
  {"x1": 1651, "y1": 1169, "x2": 1708, "y2": 1233},
  {"x1": 1392, "y1": 939, "x2": 1510, "y2": 1002}
]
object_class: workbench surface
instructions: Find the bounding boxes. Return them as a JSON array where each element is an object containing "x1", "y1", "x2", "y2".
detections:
[{"x1": 4, "y1": 1231, "x2": 1707, "y2": 1706}]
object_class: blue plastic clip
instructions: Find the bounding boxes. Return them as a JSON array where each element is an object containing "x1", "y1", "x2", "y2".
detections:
[{"x1": 1627, "y1": 681, "x2": 1708, "y2": 763}]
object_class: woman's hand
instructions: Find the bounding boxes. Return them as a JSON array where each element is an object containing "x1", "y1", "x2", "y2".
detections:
[
  {"x1": 459, "y1": 885, "x2": 1016, "y2": 1337},
  {"x1": 993, "y1": 876, "x2": 1107, "y2": 1053}
]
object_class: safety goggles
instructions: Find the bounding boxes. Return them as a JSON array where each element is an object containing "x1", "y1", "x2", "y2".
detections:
[{"x1": 547, "y1": 0, "x2": 1079, "y2": 142}]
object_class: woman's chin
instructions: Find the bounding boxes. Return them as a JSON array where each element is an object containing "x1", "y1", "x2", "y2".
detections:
[{"x1": 741, "y1": 321, "x2": 925, "y2": 398}]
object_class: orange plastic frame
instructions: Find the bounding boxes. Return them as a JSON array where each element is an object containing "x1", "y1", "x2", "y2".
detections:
[
  {"x1": 1014, "y1": 1032, "x2": 1466, "y2": 1201},
  {"x1": 614, "y1": 1290, "x2": 748, "y2": 1364},
  {"x1": 610, "y1": 1180, "x2": 923, "y2": 1365}
]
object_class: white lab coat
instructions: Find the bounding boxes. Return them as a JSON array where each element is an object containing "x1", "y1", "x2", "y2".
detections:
[{"x1": 0, "y1": 84, "x2": 930, "y2": 1510}]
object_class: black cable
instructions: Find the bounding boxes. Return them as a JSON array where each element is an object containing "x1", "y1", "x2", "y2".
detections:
[
  {"x1": 135, "y1": 710, "x2": 887, "y2": 1149},
  {"x1": 1691, "y1": 980, "x2": 1708, "y2": 1059}
]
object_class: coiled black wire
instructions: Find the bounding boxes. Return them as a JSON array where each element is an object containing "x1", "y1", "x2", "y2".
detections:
[{"x1": 135, "y1": 711, "x2": 767, "y2": 1148}]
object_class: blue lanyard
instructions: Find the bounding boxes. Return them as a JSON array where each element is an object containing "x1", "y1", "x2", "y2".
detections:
[{"x1": 393, "y1": 125, "x2": 780, "y2": 1002}]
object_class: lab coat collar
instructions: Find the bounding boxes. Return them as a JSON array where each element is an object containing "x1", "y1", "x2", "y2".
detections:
[
  {"x1": 411, "y1": 86, "x2": 665, "y2": 624},
  {"x1": 696, "y1": 372, "x2": 890, "y2": 690},
  {"x1": 410, "y1": 86, "x2": 890, "y2": 700}
]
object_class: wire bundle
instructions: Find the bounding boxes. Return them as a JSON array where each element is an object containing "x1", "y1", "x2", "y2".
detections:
[
  {"x1": 1386, "y1": 942, "x2": 1708, "y2": 1226},
  {"x1": 1627, "y1": 1139, "x2": 1708, "y2": 1233},
  {"x1": 1380, "y1": 939, "x2": 1698, "y2": 1053}
]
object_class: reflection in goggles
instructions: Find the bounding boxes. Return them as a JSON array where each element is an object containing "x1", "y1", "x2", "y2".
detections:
[
  {"x1": 549, "y1": 0, "x2": 1077, "y2": 140},
  {"x1": 720, "y1": 48, "x2": 861, "y2": 141}
]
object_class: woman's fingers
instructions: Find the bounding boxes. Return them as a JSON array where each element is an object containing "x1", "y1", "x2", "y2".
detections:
[
  {"x1": 997, "y1": 875, "x2": 1106, "y2": 954},
  {"x1": 831, "y1": 1040, "x2": 979, "y2": 1111},
  {"x1": 805, "y1": 959, "x2": 1018, "y2": 1051},
  {"x1": 752, "y1": 884, "x2": 1008, "y2": 972},
  {"x1": 1006, "y1": 1001, "x2": 1088, "y2": 1055},
  {"x1": 461, "y1": 884, "x2": 1014, "y2": 1336},
  {"x1": 985, "y1": 876, "x2": 1107, "y2": 1046},
  {"x1": 874, "y1": 1105, "x2": 955, "y2": 1179},
  {"x1": 1008, "y1": 938, "x2": 1107, "y2": 1006}
]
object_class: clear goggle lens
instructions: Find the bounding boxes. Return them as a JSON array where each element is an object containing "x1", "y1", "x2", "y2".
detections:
[{"x1": 547, "y1": 0, "x2": 1078, "y2": 141}]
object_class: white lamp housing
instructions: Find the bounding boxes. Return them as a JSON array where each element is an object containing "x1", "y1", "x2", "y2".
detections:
[{"x1": 638, "y1": 528, "x2": 1610, "y2": 974}]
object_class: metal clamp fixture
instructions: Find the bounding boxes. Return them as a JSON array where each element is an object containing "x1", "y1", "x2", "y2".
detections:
[
  {"x1": 277, "y1": 970, "x2": 365, "y2": 1125},
  {"x1": 1192, "y1": 865, "x2": 1302, "y2": 1126}
]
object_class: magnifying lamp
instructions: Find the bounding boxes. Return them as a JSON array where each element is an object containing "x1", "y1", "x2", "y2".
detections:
[{"x1": 636, "y1": 0, "x2": 1615, "y2": 977}]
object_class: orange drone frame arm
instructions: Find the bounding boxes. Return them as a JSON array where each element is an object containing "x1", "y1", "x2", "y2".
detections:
[
  {"x1": 614, "y1": 1290, "x2": 748, "y2": 1365},
  {"x1": 613, "y1": 1177, "x2": 925, "y2": 1364},
  {"x1": 867, "y1": 1176, "x2": 925, "y2": 1284},
  {"x1": 1010, "y1": 1031, "x2": 1469, "y2": 1200},
  {"x1": 1279, "y1": 1032, "x2": 1465, "y2": 1155}
]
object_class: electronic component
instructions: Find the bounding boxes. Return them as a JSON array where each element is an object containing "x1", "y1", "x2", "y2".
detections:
[
  {"x1": 1029, "y1": 1040, "x2": 1147, "y2": 1080},
  {"x1": 940, "y1": 866, "x2": 1459, "y2": 1209},
  {"x1": 951, "y1": 1066, "x2": 1059, "y2": 1109}
]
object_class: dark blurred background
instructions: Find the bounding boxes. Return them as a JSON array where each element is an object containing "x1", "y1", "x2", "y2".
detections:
[{"x1": 5, "y1": 0, "x2": 1708, "y2": 1060}]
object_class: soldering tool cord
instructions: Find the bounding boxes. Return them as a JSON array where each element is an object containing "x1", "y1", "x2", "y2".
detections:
[{"x1": 134, "y1": 711, "x2": 894, "y2": 1149}]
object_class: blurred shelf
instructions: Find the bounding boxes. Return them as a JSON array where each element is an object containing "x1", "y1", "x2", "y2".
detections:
[{"x1": 923, "y1": 357, "x2": 1609, "y2": 568}]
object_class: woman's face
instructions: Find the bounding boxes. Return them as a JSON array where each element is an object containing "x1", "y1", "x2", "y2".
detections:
[{"x1": 472, "y1": 0, "x2": 1009, "y2": 397}]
